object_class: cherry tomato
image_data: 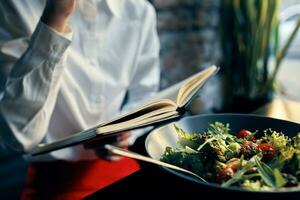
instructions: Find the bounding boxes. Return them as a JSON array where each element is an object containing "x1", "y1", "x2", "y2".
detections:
[
  {"x1": 236, "y1": 129, "x2": 255, "y2": 141},
  {"x1": 216, "y1": 167, "x2": 234, "y2": 183},
  {"x1": 241, "y1": 141, "x2": 259, "y2": 159},
  {"x1": 258, "y1": 143, "x2": 276, "y2": 162}
]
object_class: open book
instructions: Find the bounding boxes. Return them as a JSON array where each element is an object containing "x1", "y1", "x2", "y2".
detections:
[{"x1": 31, "y1": 65, "x2": 219, "y2": 155}]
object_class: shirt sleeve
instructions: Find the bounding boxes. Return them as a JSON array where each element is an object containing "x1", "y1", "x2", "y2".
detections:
[
  {"x1": 121, "y1": 3, "x2": 160, "y2": 145},
  {"x1": 0, "y1": 22, "x2": 72, "y2": 152}
]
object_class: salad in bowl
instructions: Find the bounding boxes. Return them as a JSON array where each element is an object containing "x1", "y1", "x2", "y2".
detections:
[{"x1": 160, "y1": 122, "x2": 300, "y2": 191}]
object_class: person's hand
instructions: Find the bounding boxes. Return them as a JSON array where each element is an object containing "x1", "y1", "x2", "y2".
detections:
[
  {"x1": 84, "y1": 131, "x2": 132, "y2": 161},
  {"x1": 41, "y1": 0, "x2": 77, "y2": 33}
]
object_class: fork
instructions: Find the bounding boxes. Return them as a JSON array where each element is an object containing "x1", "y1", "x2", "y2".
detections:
[{"x1": 104, "y1": 144, "x2": 208, "y2": 183}]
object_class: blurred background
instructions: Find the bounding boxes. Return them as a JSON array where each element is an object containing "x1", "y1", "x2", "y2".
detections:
[
  {"x1": 277, "y1": 0, "x2": 300, "y2": 100},
  {"x1": 150, "y1": 0, "x2": 223, "y2": 113},
  {"x1": 149, "y1": 0, "x2": 300, "y2": 114}
]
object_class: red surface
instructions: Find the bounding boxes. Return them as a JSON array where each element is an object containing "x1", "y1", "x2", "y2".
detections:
[{"x1": 21, "y1": 157, "x2": 140, "y2": 200}]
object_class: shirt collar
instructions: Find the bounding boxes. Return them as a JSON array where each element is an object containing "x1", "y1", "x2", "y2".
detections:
[{"x1": 105, "y1": 0, "x2": 123, "y2": 18}]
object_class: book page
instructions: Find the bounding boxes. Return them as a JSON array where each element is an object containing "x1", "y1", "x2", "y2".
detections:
[
  {"x1": 148, "y1": 70, "x2": 209, "y2": 103},
  {"x1": 101, "y1": 99, "x2": 177, "y2": 126},
  {"x1": 97, "y1": 110, "x2": 179, "y2": 134},
  {"x1": 176, "y1": 66, "x2": 219, "y2": 107}
]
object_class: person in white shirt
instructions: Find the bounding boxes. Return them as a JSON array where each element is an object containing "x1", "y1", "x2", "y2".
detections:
[{"x1": 0, "y1": 0, "x2": 160, "y2": 199}]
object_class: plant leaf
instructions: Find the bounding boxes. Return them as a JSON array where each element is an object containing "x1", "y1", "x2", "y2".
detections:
[
  {"x1": 254, "y1": 157, "x2": 276, "y2": 188},
  {"x1": 273, "y1": 168, "x2": 286, "y2": 188}
]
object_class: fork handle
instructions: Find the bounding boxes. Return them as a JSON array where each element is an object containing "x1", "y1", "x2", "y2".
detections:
[{"x1": 104, "y1": 144, "x2": 207, "y2": 183}]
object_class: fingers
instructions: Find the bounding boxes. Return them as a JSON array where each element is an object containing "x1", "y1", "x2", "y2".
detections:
[
  {"x1": 105, "y1": 132, "x2": 131, "y2": 161},
  {"x1": 115, "y1": 139, "x2": 130, "y2": 149},
  {"x1": 116, "y1": 131, "x2": 131, "y2": 143},
  {"x1": 90, "y1": 131, "x2": 132, "y2": 161},
  {"x1": 104, "y1": 152, "x2": 123, "y2": 162},
  {"x1": 42, "y1": 0, "x2": 77, "y2": 33}
]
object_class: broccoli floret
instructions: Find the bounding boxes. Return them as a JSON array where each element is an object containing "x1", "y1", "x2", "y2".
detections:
[
  {"x1": 292, "y1": 133, "x2": 300, "y2": 149},
  {"x1": 263, "y1": 130, "x2": 298, "y2": 168},
  {"x1": 262, "y1": 129, "x2": 290, "y2": 150},
  {"x1": 228, "y1": 142, "x2": 241, "y2": 154}
]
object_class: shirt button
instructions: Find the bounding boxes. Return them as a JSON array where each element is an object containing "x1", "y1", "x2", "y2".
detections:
[{"x1": 52, "y1": 44, "x2": 59, "y2": 51}]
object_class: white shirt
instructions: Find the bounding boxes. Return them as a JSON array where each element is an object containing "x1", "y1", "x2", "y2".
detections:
[{"x1": 0, "y1": 0, "x2": 160, "y2": 161}]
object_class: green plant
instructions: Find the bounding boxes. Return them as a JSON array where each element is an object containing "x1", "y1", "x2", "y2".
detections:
[{"x1": 222, "y1": 0, "x2": 300, "y2": 100}]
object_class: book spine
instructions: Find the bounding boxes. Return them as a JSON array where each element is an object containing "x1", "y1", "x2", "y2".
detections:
[{"x1": 176, "y1": 106, "x2": 186, "y2": 115}]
